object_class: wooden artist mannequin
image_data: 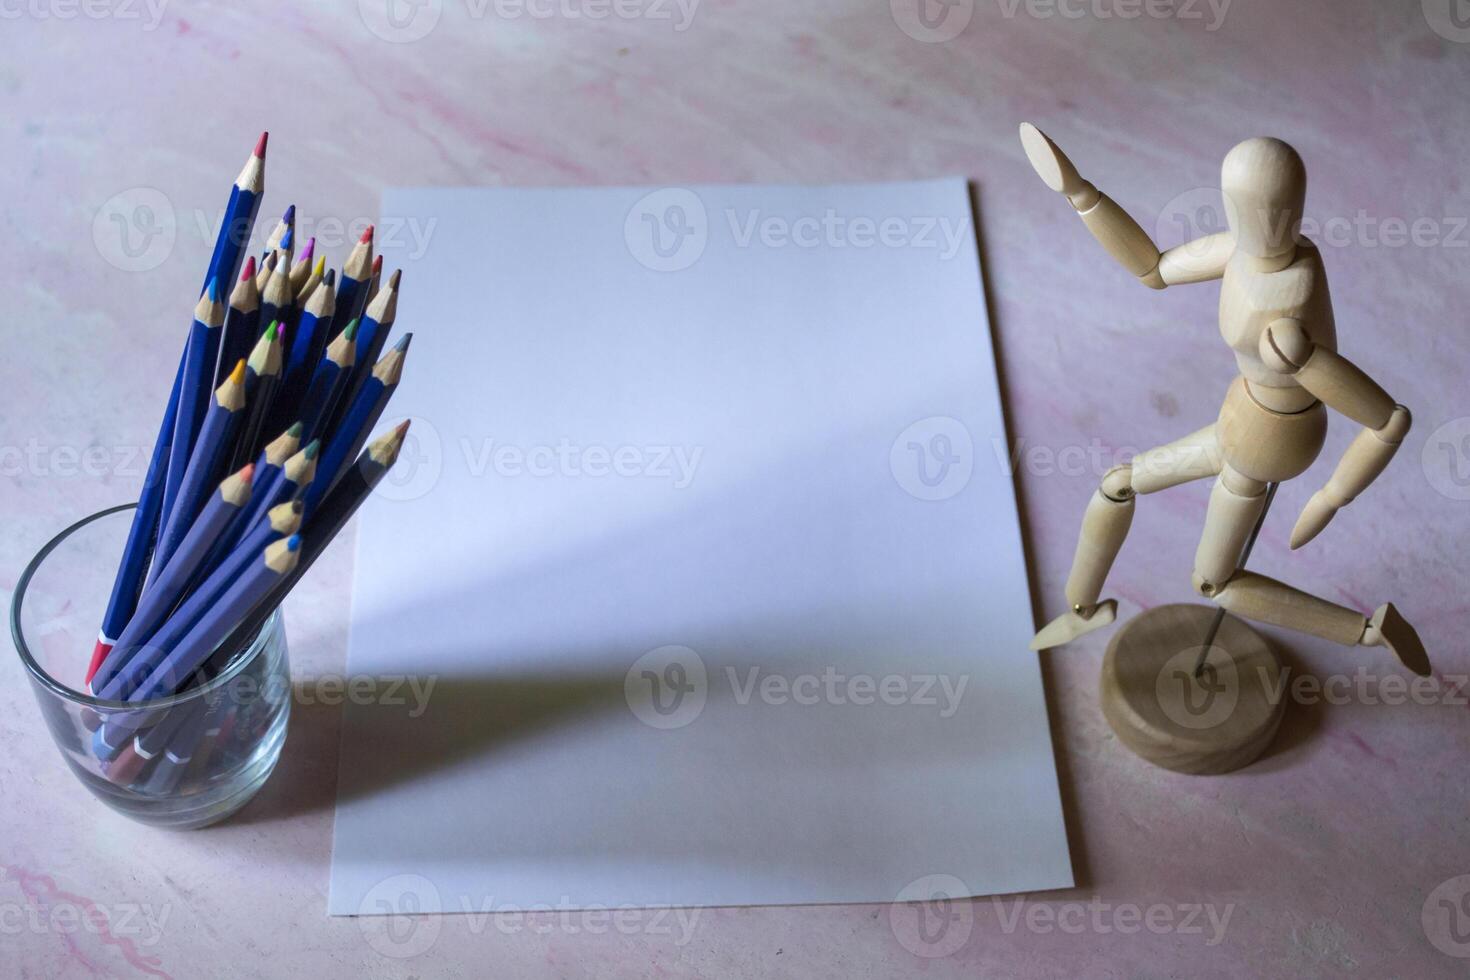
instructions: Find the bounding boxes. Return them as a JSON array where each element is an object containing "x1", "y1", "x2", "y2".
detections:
[{"x1": 1019, "y1": 123, "x2": 1430, "y2": 683}]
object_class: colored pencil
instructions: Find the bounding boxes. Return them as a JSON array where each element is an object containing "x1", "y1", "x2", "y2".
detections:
[
  {"x1": 335, "y1": 225, "x2": 374, "y2": 326},
  {"x1": 86, "y1": 364, "x2": 181, "y2": 686},
  {"x1": 312, "y1": 333, "x2": 409, "y2": 504},
  {"x1": 125, "y1": 536, "x2": 302, "y2": 705},
  {"x1": 230, "y1": 321, "x2": 284, "y2": 472},
  {"x1": 259, "y1": 247, "x2": 296, "y2": 342},
  {"x1": 151, "y1": 360, "x2": 249, "y2": 580},
  {"x1": 332, "y1": 269, "x2": 398, "y2": 435},
  {"x1": 263, "y1": 204, "x2": 294, "y2": 257},
  {"x1": 214, "y1": 424, "x2": 409, "y2": 664},
  {"x1": 254, "y1": 249, "x2": 277, "y2": 294},
  {"x1": 216, "y1": 256, "x2": 261, "y2": 385},
  {"x1": 140, "y1": 700, "x2": 210, "y2": 794},
  {"x1": 94, "y1": 499, "x2": 305, "y2": 704},
  {"x1": 287, "y1": 238, "x2": 316, "y2": 295},
  {"x1": 159, "y1": 281, "x2": 226, "y2": 528},
  {"x1": 91, "y1": 465, "x2": 255, "y2": 694},
  {"x1": 280, "y1": 269, "x2": 336, "y2": 407},
  {"x1": 204, "y1": 134, "x2": 266, "y2": 294},
  {"x1": 298, "y1": 321, "x2": 357, "y2": 442}
]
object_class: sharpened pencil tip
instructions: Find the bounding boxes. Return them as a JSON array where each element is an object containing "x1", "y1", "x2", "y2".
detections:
[
  {"x1": 304, "y1": 439, "x2": 321, "y2": 459},
  {"x1": 241, "y1": 255, "x2": 256, "y2": 281},
  {"x1": 206, "y1": 276, "x2": 220, "y2": 302},
  {"x1": 265, "y1": 320, "x2": 279, "y2": 340},
  {"x1": 291, "y1": 499, "x2": 304, "y2": 513},
  {"x1": 287, "y1": 421, "x2": 303, "y2": 437},
  {"x1": 393, "y1": 333, "x2": 412, "y2": 352},
  {"x1": 228, "y1": 358, "x2": 247, "y2": 384},
  {"x1": 313, "y1": 255, "x2": 326, "y2": 276},
  {"x1": 287, "y1": 534, "x2": 302, "y2": 551},
  {"x1": 360, "y1": 225, "x2": 374, "y2": 244},
  {"x1": 388, "y1": 268, "x2": 402, "y2": 289},
  {"x1": 283, "y1": 203, "x2": 295, "y2": 224},
  {"x1": 254, "y1": 131, "x2": 268, "y2": 158},
  {"x1": 324, "y1": 268, "x2": 337, "y2": 286},
  {"x1": 281, "y1": 227, "x2": 294, "y2": 251},
  {"x1": 344, "y1": 317, "x2": 360, "y2": 340},
  {"x1": 394, "y1": 419, "x2": 411, "y2": 437},
  {"x1": 371, "y1": 255, "x2": 383, "y2": 275},
  {"x1": 298, "y1": 238, "x2": 315, "y2": 263},
  {"x1": 241, "y1": 462, "x2": 256, "y2": 482}
]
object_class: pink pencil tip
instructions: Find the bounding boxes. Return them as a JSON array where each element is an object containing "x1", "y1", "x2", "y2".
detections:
[
  {"x1": 254, "y1": 131, "x2": 269, "y2": 158},
  {"x1": 360, "y1": 225, "x2": 375, "y2": 245},
  {"x1": 241, "y1": 462, "x2": 256, "y2": 481},
  {"x1": 298, "y1": 238, "x2": 315, "y2": 261},
  {"x1": 371, "y1": 255, "x2": 383, "y2": 275},
  {"x1": 241, "y1": 256, "x2": 256, "y2": 280}
]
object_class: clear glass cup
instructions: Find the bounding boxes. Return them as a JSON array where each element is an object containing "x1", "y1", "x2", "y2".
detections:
[{"x1": 11, "y1": 504, "x2": 292, "y2": 829}]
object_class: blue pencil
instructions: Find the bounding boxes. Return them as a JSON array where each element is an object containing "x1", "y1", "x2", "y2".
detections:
[
  {"x1": 336, "y1": 226, "x2": 374, "y2": 324},
  {"x1": 209, "y1": 421, "x2": 300, "y2": 567},
  {"x1": 86, "y1": 362, "x2": 182, "y2": 688},
  {"x1": 94, "y1": 500, "x2": 305, "y2": 706},
  {"x1": 259, "y1": 246, "x2": 297, "y2": 345},
  {"x1": 332, "y1": 269, "x2": 399, "y2": 436},
  {"x1": 230, "y1": 321, "x2": 284, "y2": 471},
  {"x1": 139, "y1": 700, "x2": 210, "y2": 794},
  {"x1": 279, "y1": 269, "x2": 336, "y2": 411},
  {"x1": 126, "y1": 536, "x2": 302, "y2": 707},
  {"x1": 159, "y1": 281, "x2": 226, "y2": 527},
  {"x1": 311, "y1": 333, "x2": 409, "y2": 505},
  {"x1": 298, "y1": 321, "x2": 357, "y2": 442},
  {"x1": 150, "y1": 360, "x2": 249, "y2": 582},
  {"x1": 263, "y1": 204, "x2": 295, "y2": 260},
  {"x1": 215, "y1": 256, "x2": 261, "y2": 386},
  {"x1": 203, "y1": 133, "x2": 266, "y2": 295},
  {"x1": 91, "y1": 465, "x2": 255, "y2": 695}
]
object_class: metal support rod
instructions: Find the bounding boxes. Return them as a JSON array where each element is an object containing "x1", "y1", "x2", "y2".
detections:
[{"x1": 1193, "y1": 481, "x2": 1280, "y2": 678}]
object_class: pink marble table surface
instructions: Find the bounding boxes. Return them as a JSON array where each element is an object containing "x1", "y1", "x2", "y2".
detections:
[{"x1": 2, "y1": 1, "x2": 1468, "y2": 976}]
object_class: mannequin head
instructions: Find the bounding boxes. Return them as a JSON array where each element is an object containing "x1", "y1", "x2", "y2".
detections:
[{"x1": 1222, "y1": 137, "x2": 1306, "y2": 260}]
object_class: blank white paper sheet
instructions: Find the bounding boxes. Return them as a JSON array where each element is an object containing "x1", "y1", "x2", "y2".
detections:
[{"x1": 327, "y1": 179, "x2": 1072, "y2": 915}]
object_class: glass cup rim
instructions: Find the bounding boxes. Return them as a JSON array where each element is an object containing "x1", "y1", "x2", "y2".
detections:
[{"x1": 10, "y1": 503, "x2": 279, "y2": 712}]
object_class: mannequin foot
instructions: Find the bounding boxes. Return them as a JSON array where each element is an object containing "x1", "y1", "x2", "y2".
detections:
[
  {"x1": 1361, "y1": 603, "x2": 1430, "y2": 677},
  {"x1": 1030, "y1": 600, "x2": 1117, "y2": 651}
]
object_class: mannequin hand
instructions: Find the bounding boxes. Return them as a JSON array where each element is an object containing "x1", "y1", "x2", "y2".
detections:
[
  {"x1": 1290, "y1": 489, "x2": 1339, "y2": 549},
  {"x1": 1019, "y1": 123, "x2": 1097, "y2": 209}
]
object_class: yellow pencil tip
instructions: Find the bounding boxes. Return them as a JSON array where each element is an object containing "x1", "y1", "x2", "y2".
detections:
[{"x1": 229, "y1": 358, "x2": 247, "y2": 383}]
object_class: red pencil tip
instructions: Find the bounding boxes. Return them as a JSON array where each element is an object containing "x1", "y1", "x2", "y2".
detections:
[
  {"x1": 394, "y1": 419, "x2": 411, "y2": 437},
  {"x1": 360, "y1": 225, "x2": 374, "y2": 244},
  {"x1": 241, "y1": 256, "x2": 256, "y2": 280},
  {"x1": 371, "y1": 255, "x2": 383, "y2": 275},
  {"x1": 241, "y1": 462, "x2": 256, "y2": 482},
  {"x1": 254, "y1": 131, "x2": 269, "y2": 158},
  {"x1": 84, "y1": 638, "x2": 112, "y2": 686}
]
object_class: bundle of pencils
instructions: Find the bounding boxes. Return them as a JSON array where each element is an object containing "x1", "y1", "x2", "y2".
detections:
[{"x1": 85, "y1": 134, "x2": 414, "y2": 787}]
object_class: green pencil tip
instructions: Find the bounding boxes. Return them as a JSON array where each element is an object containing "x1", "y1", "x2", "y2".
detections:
[
  {"x1": 344, "y1": 319, "x2": 359, "y2": 341},
  {"x1": 287, "y1": 421, "x2": 303, "y2": 437},
  {"x1": 265, "y1": 320, "x2": 279, "y2": 340},
  {"x1": 304, "y1": 439, "x2": 321, "y2": 459}
]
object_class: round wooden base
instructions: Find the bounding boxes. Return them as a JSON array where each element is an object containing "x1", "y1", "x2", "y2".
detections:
[{"x1": 1099, "y1": 603, "x2": 1286, "y2": 775}]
